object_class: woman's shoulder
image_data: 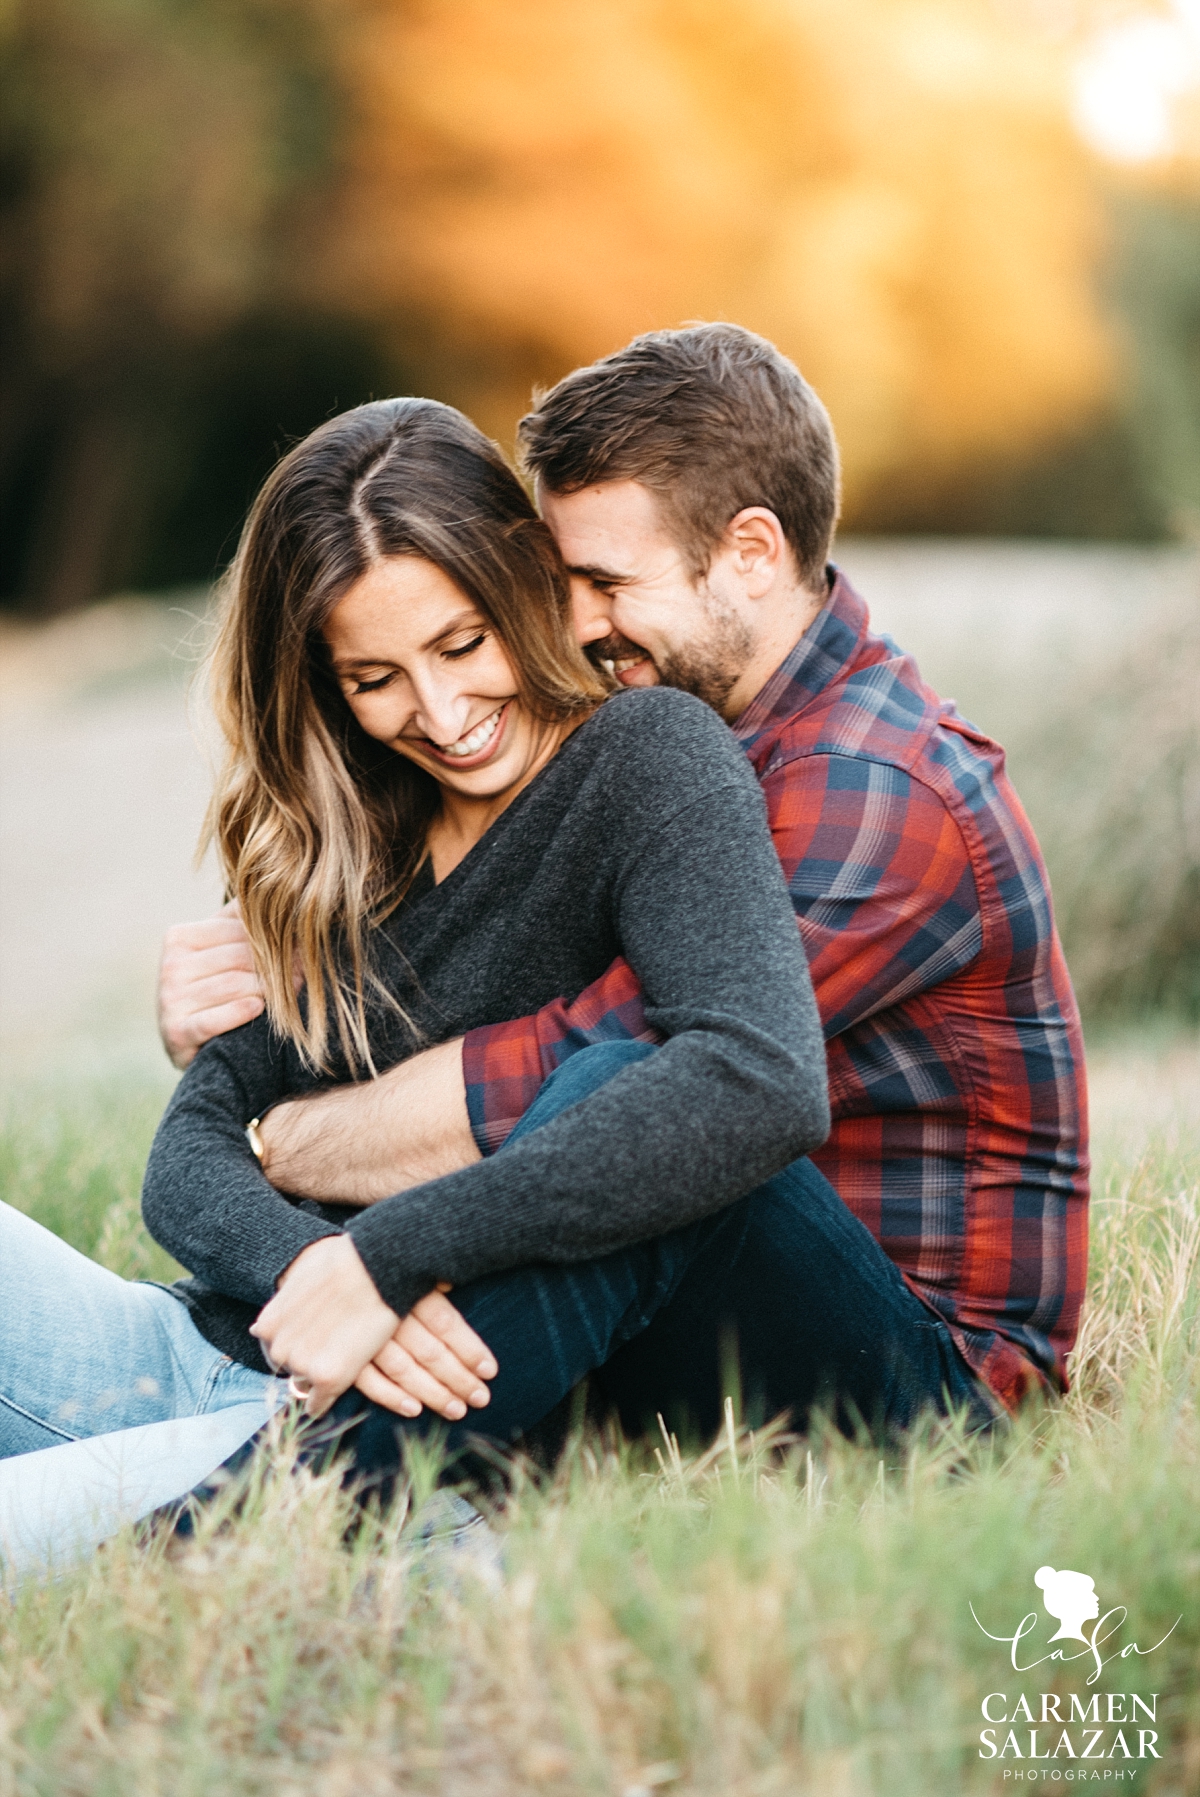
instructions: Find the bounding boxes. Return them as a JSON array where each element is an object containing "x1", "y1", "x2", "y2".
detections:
[
  {"x1": 571, "y1": 687, "x2": 759, "y2": 805},
  {"x1": 582, "y1": 686, "x2": 744, "y2": 758}
]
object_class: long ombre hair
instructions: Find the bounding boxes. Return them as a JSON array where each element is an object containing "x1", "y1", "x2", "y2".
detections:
[{"x1": 205, "y1": 398, "x2": 608, "y2": 1074}]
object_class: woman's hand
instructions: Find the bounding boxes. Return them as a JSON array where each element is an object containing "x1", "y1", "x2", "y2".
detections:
[
  {"x1": 251, "y1": 1235, "x2": 400, "y2": 1417},
  {"x1": 251, "y1": 1240, "x2": 498, "y2": 1422}
]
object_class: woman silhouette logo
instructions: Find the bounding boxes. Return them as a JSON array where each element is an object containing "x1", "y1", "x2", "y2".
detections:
[{"x1": 1034, "y1": 1565, "x2": 1101, "y2": 1643}]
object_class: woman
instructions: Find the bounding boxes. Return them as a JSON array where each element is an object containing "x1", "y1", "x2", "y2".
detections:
[{"x1": 0, "y1": 398, "x2": 828, "y2": 1560}]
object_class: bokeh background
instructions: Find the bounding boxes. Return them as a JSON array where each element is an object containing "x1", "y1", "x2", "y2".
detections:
[{"x1": 1, "y1": 0, "x2": 1198, "y2": 1072}]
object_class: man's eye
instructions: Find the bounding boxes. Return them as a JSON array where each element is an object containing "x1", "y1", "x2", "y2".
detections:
[
  {"x1": 443, "y1": 632, "x2": 487, "y2": 661},
  {"x1": 352, "y1": 672, "x2": 394, "y2": 694}
]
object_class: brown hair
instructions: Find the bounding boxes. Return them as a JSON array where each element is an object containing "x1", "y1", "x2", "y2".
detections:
[
  {"x1": 206, "y1": 397, "x2": 606, "y2": 1074},
  {"x1": 518, "y1": 323, "x2": 840, "y2": 590}
]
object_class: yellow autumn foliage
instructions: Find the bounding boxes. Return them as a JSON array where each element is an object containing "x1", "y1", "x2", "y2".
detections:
[{"x1": 306, "y1": 0, "x2": 1116, "y2": 513}]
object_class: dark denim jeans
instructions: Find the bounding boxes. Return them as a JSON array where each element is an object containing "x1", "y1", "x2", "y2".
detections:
[{"x1": 311, "y1": 1041, "x2": 996, "y2": 1488}]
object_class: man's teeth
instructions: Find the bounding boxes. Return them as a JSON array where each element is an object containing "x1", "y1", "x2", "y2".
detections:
[
  {"x1": 613, "y1": 657, "x2": 646, "y2": 674},
  {"x1": 440, "y1": 706, "x2": 503, "y2": 758}
]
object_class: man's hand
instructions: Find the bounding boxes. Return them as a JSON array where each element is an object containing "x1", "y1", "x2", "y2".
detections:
[
  {"x1": 159, "y1": 900, "x2": 265, "y2": 1069},
  {"x1": 257, "y1": 1037, "x2": 480, "y2": 1205},
  {"x1": 251, "y1": 1237, "x2": 497, "y2": 1422}
]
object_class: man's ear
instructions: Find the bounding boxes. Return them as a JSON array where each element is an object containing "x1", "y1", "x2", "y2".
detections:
[{"x1": 721, "y1": 508, "x2": 788, "y2": 599}]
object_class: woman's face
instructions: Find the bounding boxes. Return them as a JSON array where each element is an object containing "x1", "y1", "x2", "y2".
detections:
[{"x1": 324, "y1": 556, "x2": 547, "y2": 803}]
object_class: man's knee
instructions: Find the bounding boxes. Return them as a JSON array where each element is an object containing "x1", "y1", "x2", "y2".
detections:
[{"x1": 510, "y1": 1040, "x2": 658, "y2": 1140}]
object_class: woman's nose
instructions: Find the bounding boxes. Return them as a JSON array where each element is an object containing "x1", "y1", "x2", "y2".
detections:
[{"x1": 407, "y1": 671, "x2": 474, "y2": 748}]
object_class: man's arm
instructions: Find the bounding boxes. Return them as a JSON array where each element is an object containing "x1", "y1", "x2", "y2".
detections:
[
  {"x1": 257, "y1": 1037, "x2": 480, "y2": 1202},
  {"x1": 166, "y1": 753, "x2": 962, "y2": 1208},
  {"x1": 157, "y1": 910, "x2": 480, "y2": 1200},
  {"x1": 449, "y1": 759, "x2": 982, "y2": 1153}
]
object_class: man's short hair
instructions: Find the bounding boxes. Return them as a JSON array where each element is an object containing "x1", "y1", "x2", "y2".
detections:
[{"x1": 517, "y1": 323, "x2": 840, "y2": 591}]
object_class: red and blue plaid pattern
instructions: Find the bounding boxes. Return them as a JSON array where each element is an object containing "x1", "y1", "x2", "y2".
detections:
[{"x1": 464, "y1": 572, "x2": 1089, "y2": 1410}]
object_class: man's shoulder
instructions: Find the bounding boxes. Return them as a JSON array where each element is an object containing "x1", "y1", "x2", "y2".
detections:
[{"x1": 759, "y1": 654, "x2": 951, "y2": 773}]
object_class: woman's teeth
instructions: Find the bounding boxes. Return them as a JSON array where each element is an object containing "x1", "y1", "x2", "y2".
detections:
[{"x1": 439, "y1": 706, "x2": 503, "y2": 758}]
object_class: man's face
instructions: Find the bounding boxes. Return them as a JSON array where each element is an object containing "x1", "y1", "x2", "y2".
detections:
[{"x1": 539, "y1": 479, "x2": 754, "y2": 718}]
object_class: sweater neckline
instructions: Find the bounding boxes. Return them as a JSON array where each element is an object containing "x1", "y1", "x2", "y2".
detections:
[{"x1": 394, "y1": 700, "x2": 609, "y2": 918}]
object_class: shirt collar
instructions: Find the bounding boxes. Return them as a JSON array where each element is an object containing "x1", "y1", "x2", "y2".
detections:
[{"x1": 731, "y1": 565, "x2": 869, "y2": 755}]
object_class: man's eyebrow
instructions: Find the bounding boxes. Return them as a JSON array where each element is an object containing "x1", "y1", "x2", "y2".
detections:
[{"x1": 567, "y1": 563, "x2": 633, "y2": 586}]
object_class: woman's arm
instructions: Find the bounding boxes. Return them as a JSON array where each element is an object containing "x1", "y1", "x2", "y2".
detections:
[
  {"x1": 344, "y1": 766, "x2": 831, "y2": 1319},
  {"x1": 140, "y1": 1016, "x2": 343, "y2": 1304}
]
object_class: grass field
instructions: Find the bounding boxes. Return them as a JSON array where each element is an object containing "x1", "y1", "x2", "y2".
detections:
[{"x1": 1, "y1": 1032, "x2": 1197, "y2": 1796}]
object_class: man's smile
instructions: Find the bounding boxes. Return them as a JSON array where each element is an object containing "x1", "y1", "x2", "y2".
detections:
[{"x1": 587, "y1": 634, "x2": 654, "y2": 684}]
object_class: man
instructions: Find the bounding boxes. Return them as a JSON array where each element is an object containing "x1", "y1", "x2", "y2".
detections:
[{"x1": 160, "y1": 323, "x2": 1088, "y2": 1432}]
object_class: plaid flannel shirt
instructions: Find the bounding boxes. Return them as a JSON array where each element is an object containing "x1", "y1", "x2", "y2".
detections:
[{"x1": 463, "y1": 571, "x2": 1089, "y2": 1410}]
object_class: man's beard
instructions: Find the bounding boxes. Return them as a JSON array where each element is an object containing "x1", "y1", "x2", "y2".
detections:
[
  {"x1": 656, "y1": 588, "x2": 754, "y2": 717},
  {"x1": 586, "y1": 587, "x2": 754, "y2": 716}
]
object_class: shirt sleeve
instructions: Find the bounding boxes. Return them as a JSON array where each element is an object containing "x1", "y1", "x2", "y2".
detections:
[
  {"x1": 140, "y1": 1019, "x2": 343, "y2": 1303},
  {"x1": 346, "y1": 779, "x2": 830, "y2": 1320},
  {"x1": 762, "y1": 752, "x2": 983, "y2": 1038}
]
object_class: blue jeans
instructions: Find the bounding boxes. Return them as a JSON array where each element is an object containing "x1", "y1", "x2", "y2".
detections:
[
  {"x1": 321, "y1": 1042, "x2": 997, "y2": 1484},
  {"x1": 0, "y1": 1203, "x2": 281, "y2": 1457},
  {"x1": 0, "y1": 1203, "x2": 285, "y2": 1569}
]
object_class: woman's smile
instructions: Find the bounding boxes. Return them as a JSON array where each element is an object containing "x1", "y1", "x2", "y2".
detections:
[
  {"x1": 418, "y1": 699, "x2": 512, "y2": 768},
  {"x1": 323, "y1": 557, "x2": 576, "y2": 873}
]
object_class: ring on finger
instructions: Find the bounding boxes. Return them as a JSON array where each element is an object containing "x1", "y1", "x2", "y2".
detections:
[{"x1": 288, "y1": 1374, "x2": 314, "y2": 1401}]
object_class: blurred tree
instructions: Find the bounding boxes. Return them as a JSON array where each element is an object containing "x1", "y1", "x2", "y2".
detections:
[
  {"x1": 2, "y1": 0, "x2": 1195, "y2": 611},
  {"x1": 0, "y1": 0, "x2": 382, "y2": 610},
  {"x1": 1112, "y1": 185, "x2": 1200, "y2": 537}
]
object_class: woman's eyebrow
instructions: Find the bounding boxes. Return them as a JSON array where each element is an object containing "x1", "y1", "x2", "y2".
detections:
[
  {"x1": 421, "y1": 609, "x2": 487, "y2": 651},
  {"x1": 331, "y1": 611, "x2": 485, "y2": 671}
]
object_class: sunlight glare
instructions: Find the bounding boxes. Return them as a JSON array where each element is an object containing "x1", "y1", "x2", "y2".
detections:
[{"x1": 1072, "y1": 4, "x2": 1200, "y2": 161}]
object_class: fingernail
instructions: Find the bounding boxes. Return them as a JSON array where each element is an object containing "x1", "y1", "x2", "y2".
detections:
[
  {"x1": 446, "y1": 1400, "x2": 466, "y2": 1420},
  {"x1": 401, "y1": 1400, "x2": 421, "y2": 1417},
  {"x1": 469, "y1": 1386, "x2": 491, "y2": 1407},
  {"x1": 478, "y1": 1358, "x2": 498, "y2": 1378}
]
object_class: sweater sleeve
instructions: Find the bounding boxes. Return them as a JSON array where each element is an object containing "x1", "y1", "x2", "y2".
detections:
[
  {"x1": 140, "y1": 1017, "x2": 343, "y2": 1304},
  {"x1": 345, "y1": 775, "x2": 830, "y2": 1317}
]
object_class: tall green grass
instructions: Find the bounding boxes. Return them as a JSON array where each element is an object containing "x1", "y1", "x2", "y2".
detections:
[{"x1": 1, "y1": 1040, "x2": 1197, "y2": 1796}]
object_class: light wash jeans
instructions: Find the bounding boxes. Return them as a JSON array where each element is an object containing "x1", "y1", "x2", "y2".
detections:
[{"x1": 0, "y1": 1201, "x2": 285, "y2": 1575}]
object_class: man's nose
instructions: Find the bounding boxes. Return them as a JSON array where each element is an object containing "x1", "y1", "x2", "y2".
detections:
[{"x1": 570, "y1": 576, "x2": 613, "y2": 645}]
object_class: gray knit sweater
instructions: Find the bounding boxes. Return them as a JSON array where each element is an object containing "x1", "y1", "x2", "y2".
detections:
[{"x1": 142, "y1": 688, "x2": 830, "y2": 1370}]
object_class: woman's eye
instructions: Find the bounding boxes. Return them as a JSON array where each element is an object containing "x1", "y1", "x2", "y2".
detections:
[
  {"x1": 352, "y1": 672, "x2": 394, "y2": 694},
  {"x1": 443, "y1": 632, "x2": 487, "y2": 661}
]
